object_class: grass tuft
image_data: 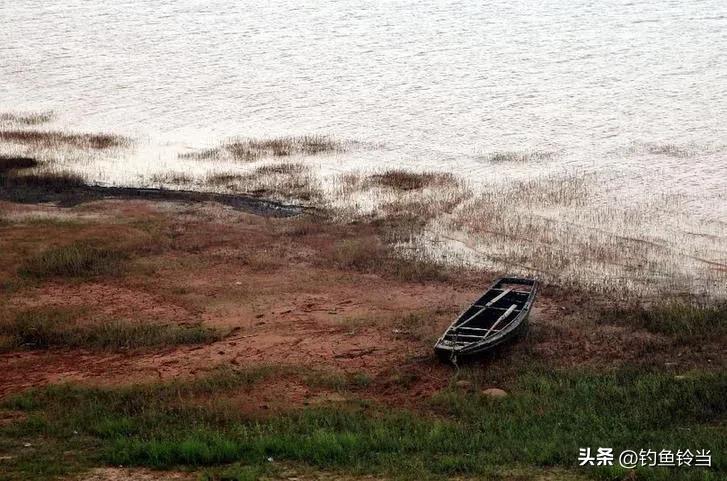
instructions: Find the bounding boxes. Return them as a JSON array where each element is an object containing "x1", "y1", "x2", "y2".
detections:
[
  {"x1": 603, "y1": 301, "x2": 727, "y2": 339},
  {"x1": 0, "y1": 308, "x2": 221, "y2": 351},
  {"x1": 18, "y1": 241, "x2": 127, "y2": 279},
  {"x1": 332, "y1": 238, "x2": 383, "y2": 271},
  {"x1": 201, "y1": 463, "x2": 274, "y2": 481},
  {"x1": 253, "y1": 163, "x2": 307, "y2": 176},
  {"x1": 303, "y1": 370, "x2": 372, "y2": 391}
]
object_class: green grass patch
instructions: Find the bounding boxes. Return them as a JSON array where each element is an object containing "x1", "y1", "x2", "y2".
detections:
[
  {"x1": 200, "y1": 463, "x2": 278, "y2": 481},
  {"x1": 603, "y1": 301, "x2": 727, "y2": 339},
  {"x1": 18, "y1": 241, "x2": 128, "y2": 279},
  {"x1": 302, "y1": 370, "x2": 372, "y2": 391},
  {"x1": 0, "y1": 308, "x2": 221, "y2": 352},
  {"x1": 1, "y1": 368, "x2": 724, "y2": 480},
  {"x1": 0, "y1": 435, "x2": 94, "y2": 481}
]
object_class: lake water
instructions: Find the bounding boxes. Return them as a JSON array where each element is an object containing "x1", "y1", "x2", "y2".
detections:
[{"x1": 2, "y1": 0, "x2": 726, "y2": 296}]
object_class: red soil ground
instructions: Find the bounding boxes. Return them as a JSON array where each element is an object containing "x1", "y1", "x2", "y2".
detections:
[{"x1": 0, "y1": 199, "x2": 721, "y2": 410}]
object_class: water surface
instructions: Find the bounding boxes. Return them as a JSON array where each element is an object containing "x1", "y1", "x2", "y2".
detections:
[{"x1": 2, "y1": 0, "x2": 726, "y2": 295}]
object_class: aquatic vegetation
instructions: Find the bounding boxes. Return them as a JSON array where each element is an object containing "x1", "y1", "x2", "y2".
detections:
[
  {"x1": 182, "y1": 135, "x2": 343, "y2": 162},
  {"x1": 489, "y1": 172, "x2": 592, "y2": 208},
  {"x1": 368, "y1": 170, "x2": 458, "y2": 191},
  {"x1": 0, "y1": 116, "x2": 721, "y2": 301},
  {"x1": 482, "y1": 150, "x2": 557, "y2": 163},
  {"x1": 253, "y1": 162, "x2": 307, "y2": 176},
  {"x1": 150, "y1": 171, "x2": 194, "y2": 185},
  {"x1": 0, "y1": 129, "x2": 129, "y2": 150},
  {"x1": 643, "y1": 142, "x2": 697, "y2": 158},
  {"x1": 0, "y1": 170, "x2": 86, "y2": 191},
  {"x1": 329, "y1": 168, "x2": 471, "y2": 226},
  {"x1": 0, "y1": 111, "x2": 55, "y2": 126},
  {"x1": 205, "y1": 162, "x2": 322, "y2": 202},
  {"x1": 0, "y1": 155, "x2": 38, "y2": 173},
  {"x1": 419, "y1": 171, "x2": 727, "y2": 298}
]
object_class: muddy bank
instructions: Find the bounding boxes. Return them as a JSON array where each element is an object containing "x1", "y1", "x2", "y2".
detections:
[
  {"x1": 4, "y1": 184, "x2": 304, "y2": 217},
  {"x1": 0, "y1": 156, "x2": 302, "y2": 217}
]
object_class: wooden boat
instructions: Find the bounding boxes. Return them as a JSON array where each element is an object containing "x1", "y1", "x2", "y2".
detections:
[{"x1": 434, "y1": 277, "x2": 538, "y2": 363}]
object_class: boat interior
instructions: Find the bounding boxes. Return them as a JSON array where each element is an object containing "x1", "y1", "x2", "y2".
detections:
[{"x1": 446, "y1": 282, "x2": 534, "y2": 342}]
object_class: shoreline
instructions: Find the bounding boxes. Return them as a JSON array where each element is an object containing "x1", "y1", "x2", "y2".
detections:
[
  {"x1": 0, "y1": 191, "x2": 727, "y2": 481},
  {"x1": 1, "y1": 120, "x2": 725, "y2": 481}
]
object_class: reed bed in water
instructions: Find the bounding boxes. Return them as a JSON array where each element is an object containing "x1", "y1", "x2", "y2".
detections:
[
  {"x1": 181, "y1": 135, "x2": 344, "y2": 162},
  {"x1": 324, "y1": 169, "x2": 727, "y2": 299},
  {"x1": 204, "y1": 162, "x2": 322, "y2": 202},
  {"x1": 428, "y1": 174, "x2": 726, "y2": 298},
  {"x1": 481, "y1": 149, "x2": 557, "y2": 163},
  {"x1": 367, "y1": 170, "x2": 459, "y2": 191},
  {"x1": 328, "y1": 169, "x2": 472, "y2": 226},
  {"x1": 0, "y1": 168, "x2": 86, "y2": 191},
  {"x1": 150, "y1": 171, "x2": 194, "y2": 185},
  {"x1": 0, "y1": 111, "x2": 55, "y2": 126},
  {"x1": 638, "y1": 142, "x2": 699, "y2": 158},
  {"x1": 0, "y1": 129, "x2": 130, "y2": 150},
  {"x1": 0, "y1": 155, "x2": 39, "y2": 173},
  {"x1": 0, "y1": 117, "x2": 132, "y2": 174},
  {"x1": 0, "y1": 116, "x2": 721, "y2": 300}
]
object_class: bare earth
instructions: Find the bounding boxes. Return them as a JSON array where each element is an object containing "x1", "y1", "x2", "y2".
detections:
[{"x1": 1, "y1": 199, "x2": 722, "y2": 410}]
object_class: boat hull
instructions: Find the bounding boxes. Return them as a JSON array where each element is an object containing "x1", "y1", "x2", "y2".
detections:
[
  {"x1": 434, "y1": 314, "x2": 529, "y2": 362},
  {"x1": 434, "y1": 277, "x2": 537, "y2": 363}
]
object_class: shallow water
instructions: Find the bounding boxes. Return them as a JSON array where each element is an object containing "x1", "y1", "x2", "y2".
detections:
[
  {"x1": 2, "y1": 0, "x2": 727, "y2": 296},
  {"x1": 3, "y1": 2, "x2": 726, "y2": 158}
]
